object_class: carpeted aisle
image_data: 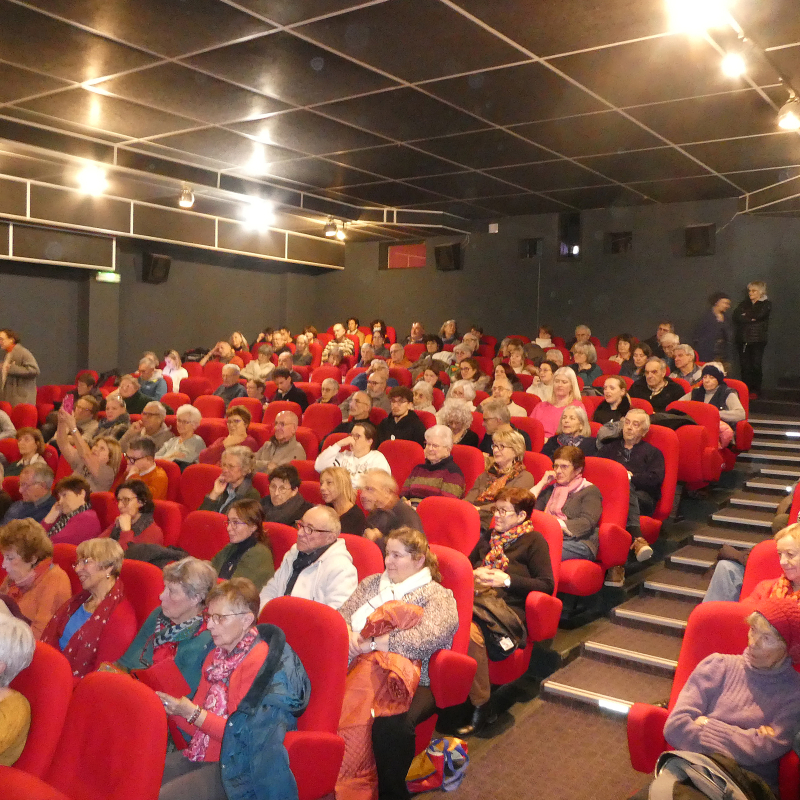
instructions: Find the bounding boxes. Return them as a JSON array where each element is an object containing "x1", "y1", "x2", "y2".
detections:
[{"x1": 432, "y1": 700, "x2": 648, "y2": 800}]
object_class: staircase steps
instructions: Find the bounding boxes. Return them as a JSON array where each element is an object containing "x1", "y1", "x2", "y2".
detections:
[
  {"x1": 643, "y1": 567, "x2": 708, "y2": 598},
  {"x1": 728, "y1": 490, "x2": 780, "y2": 510},
  {"x1": 542, "y1": 656, "x2": 673, "y2": 710},
  {"x1": 710, "y1": 507, "x2": 775, "y2": 528},
  {"x1": 693, "y1": 527, "x2": 770, "y2": 549},
  {"x1": 583, "y1": 620, "x2": 682, "y2": 671},
  {"x1": 613, "y1": 593, "x2": 699, "y2": 631},
  {"x1": 669, "y1": 544, "x2": 717, "y2": 569},
  {"x1": 739, "y1": 449, "x2": 800, "y2": 465},
  {"x1": 745, "y1": 476, "x2": 795, "y2": 493}
]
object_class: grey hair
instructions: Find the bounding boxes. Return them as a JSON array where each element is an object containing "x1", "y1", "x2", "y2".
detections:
[
  {"x1": 310, "y1": 504, "x2": 341, "y2": 536},
  {"x1": 482, "y1": 398, "x2": 511, "y2": 423},
  {"x1": 449, "y1": 379, "x2": 476, "y2": 401},
  {"x1": 176, "y1": 404, "x2": 202, "y2": 426},
  {"x1": 436, "y1": 399, "x2": 474, "y2": 432},
  {"x1": 645, "y1": 357, "x2": 667, "y2": 374},
  {"x1": 21, "y1": 461, "x2": 55, "y2": 487},
  {"x1": 626, "y1": 407, "x2": 651, "y2": 434},
  {"x1": 258, "y1": 344, "x2": 274, "y2": 358},
  {"x1": 413, "y1": 381, "x2": 433, "y2": 401},
  {"x1": 571, "y1": 341, "x2": 597, "y2": 364},
  {"x1": 0, "y1": 615, "x2": 35, "y2": 687},
  {"x1": 321, "y1": 377, "x2": 340, "y2": 393},
  {"x1": 545, "y1": 348, "x2": 564, "y2": 366},
  {"x1": 162, "y1": 557, "x2": 218, "y2": 603},
  {"x1": 222, "y1": 363, "x2": 241, "y2": 374},
  {"x1": 425, "y1": 424, "x2": 454, "y2": 448},
  {"x1": 362, "y1": 468, "x2": 398, "y2": 495},
  {"x1": 223, "y1": 445, "x2": 256, "y2": 474},
  {"x1": 370, "y1": 359, "x2": 389, "y2": 373},
  {"x1": 557, "y1": 404, "x2": 591, "y2": 437},
  {"x1": 575, "y1": 325, "x2": 591, "y2": 335},
  {"x1": 660, "y1": 333, "x2": 680, "y2": 347},
  {"x1": 453, "y1": 343, "x2": 472, "y2": 357},
  {"x1": 144, "y1": 401, "x2": 167, "y2": 419},
  {"x1": 673, "y1": 344, "x2": 694, "y2": 358}
]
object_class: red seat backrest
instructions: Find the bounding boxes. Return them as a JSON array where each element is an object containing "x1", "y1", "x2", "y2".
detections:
[
  {"x1": 232, "y1": 396, "x2": 264, "y2": 424},
  {"x1": 630, "y1": 398, "x2": 654, "y2": 414},
  {"x1": 389, "y1": 368, "x2": 412, "y2": 387},
  {"x1": 417, "y1": 497, "x2": 480, "y2": 556},
  {"x1": 345, "y1": 367, "x2": 367, "y2": 385},
  {"x1": 10, "y1": 403, "x2": 37, "y2": 429},
  {"x1": 299, "y1": 480, "x2": 324, "y2": 505},
  {"x1": 52, "y1": 543, "x2": 82, "y2": 595},
  {"x1": 0, "y1": 438, "x2": 19, "y2": 463},
  {"x1": 195, "y1": 419, "x2": 228, "y2": 447},
  {"x1": 302, "y1": 404, "x2": 342, "y2": 443},
  {"x1": 378, "y1": 439, "x2": 425, "y2": 488},
  {"x1": 161, "y1": 392, "x2": 190, "y2": 412},
  {"x1": 582, "y1": 396, "x2": 603, "y2": 420},
  {"x1": 511, "y1": 392, "x2": 539, "y2": 415},
  {"x1": 202, "y1": 361, "x2": 225, "y2": 389},
  {"x1": 642, "y1": 425, "x2": 680, "y2": 522},
  {"x1": 725, "y1": 378, "x2": 750, "y2": 417},
  {"x1": 90, "y1": 491, "x2": 118, "y2": 529},
  {"x1": 430, "y1": 544, "x2": 474, "y2": 655},
  {"x1": 523, "y1": 451, "x2": 552, "y2": 481},
  {"x1": 295, "y1": 426, "x2": 320, "y2": 460},
  {"x1": 741, "y1": 539, "x2": 782, "y2": 599},
  {"x1": 529, "y1": 510, "x2": 563, "y2": 594},
  {"x1": 416, "y1": 410, "x2": 436, "y2": 429},
  {"x1": 369, "y1": 407, "x2": 388, "y2": 426},
  {"x1": 583, "y1": 457, "x2": 629, "y2": 529},
  {"x1": 154, "y1": 458, "x2": 181, "y2": 502},
  {"x1": 340, "y1": 533, "x2": 384, "y2": 581},
  {"x1": 311, "y1": 366, "x2": 343, "y2": 384},
  {"x1": 296, "y1": 382, "x2": 322, "y2": 406},
  {"x1": 265, "y1": 522, "x2": 298, "y2": 568},
  {"x1": 119, "y1": 559, "x2": 164, "y2": 629},
  {"x1": 3, "y1": 475, "x2": 21, "y2": 501},
  {"x1": 180, "y1": 376, "x2": 213, "y2": 401},
  {"x1": 404, "y1": 344, "x2": 426, "y2": 362},
  {"x1": 667, "y1": 400, "x2": 719, "y2": 445},
  {"x1": 193, "y1": 394, "x2": 226, "y2": 419},
  {"x1": 469, "y1": 411, "x2": 486, "y2": 440},
  {"x1": 263, "y1": 401, "x2": 303, "y2": 427},
  {"x1": 432, "y1": 388, "x2": 445, "y2": 411},
  {"x1": 153, "y1": 499, "x2": 185, "y2": 547},
  {"x1": 510, "y1": 416, "x2": 545, "y2": 453},
  {"x1": 177, "y1": 510, "x2": 229, "y2": 560},
  {"x1": 179, "y1": 463, "x2": 221, "y2": 510},
  {"x1": 450, "y1": 443, "x2": 486, "y2": 494},
  {"x1": 291, "y1": 459, "x2": 320, "y2": 481},
  {"x1": 596, "y1": 359, "x2": 620, "y2": 375}
]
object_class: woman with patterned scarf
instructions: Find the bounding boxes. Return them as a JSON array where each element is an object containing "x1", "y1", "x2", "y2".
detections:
[
  {"x1": 158, "y1": 577, "x2": 310, "y2": 800},
  {"x1": 41, "y1": 538, "x2": 137, "y2": 679},
  {"x1": 465, "y1": 426, "x2": 535, "y2": 529},
  {"x1": 39, "y1": 475, "x2": 101, "y2": 545},
  {"x1": 531, "y1": 445, "x2": 603, "y2": 562},
  {"x1": 541, "y1": 405, "x2": 597, "y2": 459},
  {"x1": 458, "y1": 488, "x2": 555, "y2": 737}
]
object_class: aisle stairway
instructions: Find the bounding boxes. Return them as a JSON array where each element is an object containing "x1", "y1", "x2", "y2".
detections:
[{"x1": 538, "y1": 413, "x2": 800, "y2": 713}]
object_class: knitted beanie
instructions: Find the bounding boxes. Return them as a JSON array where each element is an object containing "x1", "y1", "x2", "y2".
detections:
[
  {"x1": 754, "y1": 598, "x2": 800, "y2": 661},
  {"x1": 701, "y1": 364, "x2": 726, "y2": 385}
]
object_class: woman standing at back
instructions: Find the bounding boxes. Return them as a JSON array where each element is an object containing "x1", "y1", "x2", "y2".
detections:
[{"x1": 733, "y1": 280, "x2": 771, "y2": 397}]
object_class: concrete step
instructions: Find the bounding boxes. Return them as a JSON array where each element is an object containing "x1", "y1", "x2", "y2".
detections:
[
  {"x1": 728, "y1": 490, "x2": 780, "y2": 510},
  {"x1": 614, "y1": 592, "x2": 700, "y2": 631},
  {"x1": 542, "y1": 655, "x2": 674, "y2": 711},
  {"x1": 710, "y1": 507, "x2": 774, "y2": 529},
  {"x1": 669, "y1": 544, "x2": 718, "y2": 569},
  {"x1": 749, "y1": 440, "x2": 800, "y2": 451},
  {"x1": 750, "y1": 416, "x2": 800, "y2": 428},
  {"x1": 745, "y1": 476, "x2": 796, "y2": 493},
  {"x1": 643, "y1": 567, "x2": 709, "y2": 599},
  {"x1": 740, "y1": 450, "x2": 800, "y2": 465},
  {"x1": 759, "y1": 466, "x2": 800, "y2": 479},
  {"x1": 752, "y1": 428, "x2": 800, "y2": 440},
  {"x1": 583, "y1": 621, "x2": 682, "y2": 672},
  {"x1": 693, "y1": 528, "x2": 770, "y2": 549}
]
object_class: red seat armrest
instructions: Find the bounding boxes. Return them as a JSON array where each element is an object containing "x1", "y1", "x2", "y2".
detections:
[
  {"x1": 627, "y1": 703, "x2": 669, "y2": 773},
  {"x1": 428, "y1": 650, "x2": 476, "y2": 708},
  {"x1": 285, "y1": 731, "x2": 345, "y2": 800},
  {"x1": 736, "y1": 420, "x2": 754, "y2": 452},
  {"x1": 598, "y1": 523, "x2": 632, "y2": 570},
  {"x1": 525, "y1": 592, "x2": 562, "y2": 642}
]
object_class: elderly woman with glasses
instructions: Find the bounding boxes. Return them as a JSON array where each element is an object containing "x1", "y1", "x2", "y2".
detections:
[
  {"x1": 156, "y1": 404, "x2": 205, "y2": 467},
  {"x1": 158, "y1": 577, "x2": 310, "y2": 800},
  {"x1": 56, "y1": 407, "x2": 122, "y2": 493},
  {"x1": 41, "y1": 537, "x2": 137, "y2": 679},
  {"x1": 260, "y1": 465, "x2": 312, "y2": 526},
  {"x1": 210, "y1": 499, "x2": 274, "y2": 592},
  {"x1": 446, "y1": 379, "x2": 477, "y2": 411},
  {"x1": 199, "y1": 405, "x2": 258, "y2": 466},
  {"x1": 569, "y1": 342, "x2": 603, "y2": 387},
  {"x1": 100, "y1": 479, "x2": 164, "y2": 550},
  {"x1": 40, "y1": 475, "x2": 101, "y2": 545},
  {"x1": 400, "y1": 425, "x2": 466, "y2": 506},
  {"x1": 99, "y1": 557, "x2": 215, "y2": 695},
  {"x1": 0, "y1": 615, "x2": 35, "y2": 766},
  {"x1": 0, "y1": 519, "x2": 71, "y2": 638},
  {"x1": 466, "y1": 427, "x2": 535, "y2": 529},
  {"x1": 200, "y1": 447, "x2": 261, "y2": 515},
  {"x1": 540, "y1": 405, "x2": 596, "y2": 459}
]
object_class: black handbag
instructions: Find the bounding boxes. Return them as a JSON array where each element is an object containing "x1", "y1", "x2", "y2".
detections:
[{"x1": 471, "y1": 592, "x2": 526, "y2": 661}]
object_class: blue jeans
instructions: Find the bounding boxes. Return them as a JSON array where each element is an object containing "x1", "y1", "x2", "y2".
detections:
[
  {"x1": 561, "y1": 537, "x2": 595, "y2": 561},
  {"x1": 702, "y1": 560, "x2": 745, "y2": 603}
]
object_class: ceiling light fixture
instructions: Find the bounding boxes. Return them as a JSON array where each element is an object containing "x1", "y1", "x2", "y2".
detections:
[
  {"x1": 242, "y1": 199, "x2": 275, "y2": 231},
  {"x1": 778, "y1": 93, "x2": 800, "y2": 131},
  {"x1": 178, "y1": 185, "x2": 195, "y2": 209},
  {"x1": 336, "y1": 222, "x2": 346, "y2": 241},
  {"x1": 666, "y1": 0, "x2": 729, "y2": 32},
  {"x1": 721, "y1": 51, "x2": 746, "y2": 77},
  {"x1": 76, "y1": 164, "x2": 108, "y2": 195},
  {"x1": 324, "y1": 218, "x2": 338, "y2": 238}
]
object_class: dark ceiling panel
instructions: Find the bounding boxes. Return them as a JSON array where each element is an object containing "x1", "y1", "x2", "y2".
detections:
[
  {"x1": 683, "y1": 133, "x2": 800, "y2": 174},
  {"x1": 425, "y1": 62, "x2": 605, "y2": 125},
  {"x1": 93, "y1": 64, "x2": 291, "y2": 125},
  {"x1": 450, "y1": 0, "x2": 671, "y2": 58},
  {"x1": 148, "y1": 128, "x2": 301, "y2": 168},
  {"x1": 412, "y1": 129, "x2": 553, "y2": 169},
  {"x1": 766, "y1": 45, "x2": 800, "y2": 90},
  {"x1": 552, "y1": 35, "x2": 771, "y2": 108},
  {"x1": 734, "y1": 0, "x2": 800, "y2": 48},
  {"x1": 232, "y1": 0, "x2": 371, "y2": 27},
  {"x1": 625, "y1": 88, "x2": 786, "y2": 144},
  {"x1": 511, "y1": 110, "x2": 663, "y2": 158},
  {"x1": 330, "y1": 145, "x2": 460, "y2": 180},
  {"x1": 265, "y1": 157, "x2": 380, "y2": 188},
  {"x1": 542, "y1": 184, "x2": 649, "y2": 209},
  {"x1": 407, "y1": 171, "x2": 524, "y2": 200},
  {"x1": 576, "y1": 147, "x2": 711, "y2": 183},
  {"x1": 487, "y1": 159, "x2": 608, "y2": 192},
  {"x1": 317, "y1": 88, "x2": 489, "y2": 140},
  {"x1": 479, "y1": 194, "x2": 572, "y2": 216},
  {"x1": 626, "y1": 175, "x2": 741, "y2": 203},
  {"x1": 1, "y1": 107, "x2": 128, "y2": 144},
  {"x1": 400, "y1": 199, "x2": 498, "y2": 219},
  {"x1": 230, "y1": 109, "x2": 389, "y2": 156},
  {"x1": 0, "y1": 63, "x2": 70, "y2": 104},
  {"x1": 18, "y1": 89, "x2": 199, "y2": 140},
  {"x1": 297, "y1": 0, "x2": 526, "y2": 82},
  {"x1": 184, "y1": 31, "x2": 397, "y2": 105},
  {"x1": 336, "y1": 181, "x2": 447, "y2": 206},
  {"x1": 21, "y1": 0, "x2": 275, "y2": 58},
  {"x1": 0, "y1": 2, "x2": 157, "y2": 82},
  {"x1": 723, "y1": 167, "x2": 800, "y2": 193}
]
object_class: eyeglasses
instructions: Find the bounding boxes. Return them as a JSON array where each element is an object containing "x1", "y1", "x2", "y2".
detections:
[
  {"x1": 227, "y1": 418, "x2": 245, "y2": 425},
  {"x1": 492, "y1": 506, "x2": 517, "y2": 517},
  {"x1": 491, "y1": 443, "x2": 511, "y2": 451},
  {"x1": 73, "y1": 557, "x2": 98, "y2": 568},
  {"x1": 126, "y1": 453, "x2": 145, "y2": 462},
  {"x1": 366, "y1": 380, "x2": 383, "y2": 387},
  {"x1": 226, "y1": 519, "x2": 251, "y2": 528},
  {"x1": 270, "y1": 482, "x2": 292, "y2": 493},
  {"x1": 208, "y1": 612, "x2": 250, "y2": 625},
  {"x1": 297, "y1": 522, "x2": 335, "y2": 537},
  {"x1": 141, "y1": 411, "x2": 160, "y2": 417}
]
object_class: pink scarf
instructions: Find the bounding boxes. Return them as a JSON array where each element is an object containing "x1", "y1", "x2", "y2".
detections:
[
  {"x1": 185, "y1": 627, "x2": 259, "y2": 762},
  {"x1": 544, "y1": 474, "x2": 591, "y2": 521}
]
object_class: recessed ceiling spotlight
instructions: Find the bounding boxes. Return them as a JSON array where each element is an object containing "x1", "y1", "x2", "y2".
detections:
[
  {"x1": 721, "y1": 52, "x2": 746, "y2": 77},
  {"x1": 76, "y1": 164, "x2": 108, "y2": 195},
  {"x1": 178, "y1": 185, "x2": 195, "y2": 209},
  {"x1": 336, "y1": 223, "x2": 346, "y2": 241},
  {"x1": 778, "y1": 94, "x2": 800, "y2": 131},
  {"x1": 242, "y1": 199, "x2": 275, "y2": 231},
  {"x1": 246, "y1": 151, "x2": 270, "y2": 176},
  {"x1": 324, "y1": 218, "x2": 338, "y2": 238},
  {"x1": 666, "y1": 0, "x2": 729, "y2": 32}
]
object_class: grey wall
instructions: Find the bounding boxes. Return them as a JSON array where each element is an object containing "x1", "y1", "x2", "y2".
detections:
[{"x1": 313, "y1": 198, "x2": 800, "y2": 389}]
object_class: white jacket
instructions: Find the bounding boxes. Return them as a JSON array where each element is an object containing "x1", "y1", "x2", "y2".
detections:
[
  {"x1": 259, "y1": 538, "x2": 358, "y2": 611},
  {"x1": 314, "y1": 444, "x2": 391, "y2": 489}
]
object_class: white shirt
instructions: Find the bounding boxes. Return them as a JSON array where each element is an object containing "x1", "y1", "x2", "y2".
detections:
[{"x1": 314, "y1": 443, "x2": 392, "y2": 488}]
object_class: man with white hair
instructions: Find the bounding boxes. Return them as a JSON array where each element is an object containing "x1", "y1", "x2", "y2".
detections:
[
  {"x1": 480, "y1": 399, "x2": 532, "y2": 454},
  {"x1": 138, "y1": 356, "x2": 167, "y2": 401},
  {"x1": 629, "y1": 357, "x2": 684, "y2": 413},
  {"x1": 400, "y1": 425, "x2": 465, "y2": 505},
  {"x1": 321, "y1": 323, "x2": 355, "y2": 360},
  {"x1": 388, "y1": 342, "x2": 412, "y2": 369},
  {"x1": 254, "y1": 410, "x2": 306, "y2": 473},
  {"x1": 566, "y1": 325, "x2": 592, "y2": 350},
  {"x1": 356, "y1": 342, "x2": 376, "y2": 368},
  {"x1": 600, "y1": 408, "x2": 665, "y2": 584},
  {"x1": 332, "y1": 391, "x2": 373, "y2": 438},
  {"x1": 660, "y1": 332, "x2": 679, "y2": 371},
  {"x1": 670, "y1": 344, "x2": 702, "y2": 384},
  {"x1": 213, "y1": 363, "x2": 247, "y2": 406},
  {"x1": 360, "y1": 468, "x2": 423, "y2": 544},
  {"x1": 119, "y1": 401, "x2": 172, "y2": 451},
  {"x1": 483, "y1": 377, "x2": 525, "y2": 417},
  {"x1": 276, "y1": 351, "x2": 303, "y2": 383},
  {"x1": 258, "y1": 505, "x2": 358, "y2": 611},
  {"x1": 461, "y1": 332, "x2": 480, "y2": 354},
  {"x1": 351, "y1": 359, "x2": 398, "y2": 393}
]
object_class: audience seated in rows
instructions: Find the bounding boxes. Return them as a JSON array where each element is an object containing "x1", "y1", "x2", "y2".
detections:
[
  {"x1": 213, "y1": 363, "x2": 247, "y2": 406},
  {"x1": 412, "y1": 381, "x2": 436, "y2": 414},
  {"x1": 163, "y1": 349, "x2": 189, "y2": 390},
  {"x1": 620, "y1": 342, "x2": 651, "y2": 379},
  {"x1": 570, "y1": 342, "x2": 603, "y2": 387},
  {"x1": 199, "y1": 405, "x2": 257, "y2": 466},
  {"x1": 401, "y1": 424, "x2": 465, "y2": 506},
  {"x1": 213, "y1": 499, "x2": 275, "y2": 591},
  {"x1": 629, "y1": 357, "x2": 684, "y2": 413},
  {"x1": 100, "y1": 480, "x2": 164, "y2": 550},
  {"x1": 526, "y1": 359, "x2": 557, "y2": 402},
  {"x1": 376, "y1": 386, "x2": 427, "y2": 447},
  {"x1": 156, "y1": 404, "x2": 205, "y2": 466},
  {"x1": 241, "y1": 344, "x2": 275, "y2": 383},
  {"x1": 200, "y1": 447, "x2": 261, "y2": 514},
  {"x1": 670, "y1": 343, "x2": 702, "y2": 385},
  {"x1": 118, "y1": 374, "x2": 151, "y2": 415},
  {"x1": 90, "y1": 392, "x2": 131, "y2": 445},
  {"x1": 119, "y1": 400, "x2": 172, "y2": 452},
  {"x1": 320, "y1": 466, "x2": 367, "y2": 536},
  {"x1": 315, "y1": 421, "x2": 391, "y2": 489},
  {"x1": 254, "y1": 410, "x2": 306, "y2": 473},
  {"x1": 679, "y1": 363, "x2": 746, "y2": 447},
  {"x1": 331, "y1": 391, "x2": 372, "y2": 440},
  {"x1": 198, "y1": 340, "x2": 243, "y2": 369}
]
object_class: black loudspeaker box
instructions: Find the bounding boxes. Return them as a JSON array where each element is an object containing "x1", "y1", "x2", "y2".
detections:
[
  {"x1": 142, "y1": 253, "x2": 171, "y2": 284},
  {"x1": 434, "y1": 243, "x2": 462, "y2": 271}
]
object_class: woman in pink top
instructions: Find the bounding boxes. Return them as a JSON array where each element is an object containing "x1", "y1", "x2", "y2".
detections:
[{"x1": 529, "y1": 367, "x2": 583, "y2": 440}]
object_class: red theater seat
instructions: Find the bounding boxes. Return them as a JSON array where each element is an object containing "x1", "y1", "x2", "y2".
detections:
[
  {"x1": 417, "y1": 496, "x2": 480, "y2": 556},
  {"x1": 177, "y1": 510, "x2": 228, "y2": 560}
]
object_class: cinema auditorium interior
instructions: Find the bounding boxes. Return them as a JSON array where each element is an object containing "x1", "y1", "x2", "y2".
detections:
[{"x1": 2, "y1": 1, "x2": 800, "y2": 799}]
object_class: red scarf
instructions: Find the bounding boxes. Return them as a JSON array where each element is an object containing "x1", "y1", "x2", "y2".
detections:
[
  {"x1": 42, "y1": 579, "x2": 126, "y2": 678},
  {"x1": 483, "y1": 519, "x2": 536, "y2": 571},
  {"x1": 475, "y1": 460, "x2": 526, "y2": 504},
  {"x1": 2, "y1": 558, "x2": 53, "y2": 601},
  {"x1": 185, "y1": 627, "x2": 259, "y2": 762}
]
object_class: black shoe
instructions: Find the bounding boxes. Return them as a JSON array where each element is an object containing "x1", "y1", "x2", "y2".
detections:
[{"x1": 456, "y1": 703, "x2": 497, "y2": 737}]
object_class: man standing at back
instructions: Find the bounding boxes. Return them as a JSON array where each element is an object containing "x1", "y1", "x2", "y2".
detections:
[{"x1": 0, "y1": 328, "x2": 39, "y2": 407}]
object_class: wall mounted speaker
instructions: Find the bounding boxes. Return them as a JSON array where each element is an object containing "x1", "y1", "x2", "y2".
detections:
[
  {"x1": 434, "y1": 243, "x2": 462, "y2": 271},
  {"x1": 142, "y1": 253, "x2": 171, "y2": 283}
]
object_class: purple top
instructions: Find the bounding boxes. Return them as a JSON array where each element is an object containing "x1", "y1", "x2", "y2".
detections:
[
  {"x1": 664, "y1": 651, "x2": 800, "y2": 789},
  {"x1": 43, "y1": 509, "x2": 102, "y2": 545}
]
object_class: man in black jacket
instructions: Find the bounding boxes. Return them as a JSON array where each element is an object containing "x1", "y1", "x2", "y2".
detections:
[
  {"x1": 376, "y1": 387, "x2": 426, "y2": 446},
  {"x1": 629, "y1": 357, "x2": 684, "y2": 413},
  {"x1": 272, "y1": 368, "x2": 308, "y2": 411}
]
